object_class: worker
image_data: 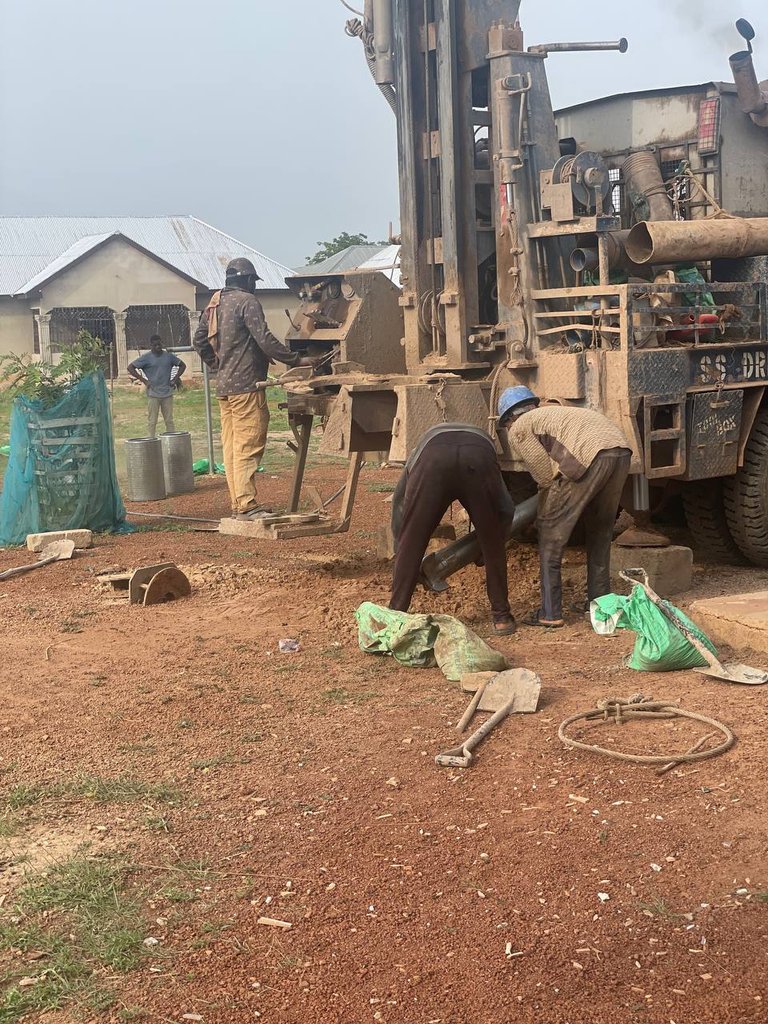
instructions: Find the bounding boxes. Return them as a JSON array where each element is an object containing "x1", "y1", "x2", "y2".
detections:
[
  {"x1": 498, "y1": 387, "x2": 632, "y2": 628},
  {"x1": 390, "y1": 424, "x2": 517, "y2": 636},
  {"x1": 127, "y1": 334, "x2": 186, "y2": 437},
  {"x1": 193, "y1": 257, "x2": 314, "y2": 520}
]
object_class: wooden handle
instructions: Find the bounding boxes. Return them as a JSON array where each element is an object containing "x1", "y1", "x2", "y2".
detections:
[
  {"x1": 462, "y1": 696, "x2": 517, "y2": 754},
  {"x1": 457, "y1": 679, "x2": 490, "y2": 732}
]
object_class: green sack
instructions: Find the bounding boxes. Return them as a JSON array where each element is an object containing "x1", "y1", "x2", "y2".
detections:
[
  {"x1": 355, "y1": 602, "x2": 508, "y2": 681},
  {"x1": 591, "y1": 586, "x2": 717, "y2": 672}
]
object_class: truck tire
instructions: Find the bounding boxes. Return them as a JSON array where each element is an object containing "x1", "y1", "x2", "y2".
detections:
[
  {"x1": 723, "y1": 408, "x2": 768, "y2": 566},
  {"x1": 682, "y1": 480, "x2": 745, "y2": 564}
]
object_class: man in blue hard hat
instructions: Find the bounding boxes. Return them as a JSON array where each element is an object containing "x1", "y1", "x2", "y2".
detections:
[
  {"x1": 389, "y1": 424, "x2": 518, "y2": 635},
  {"x1": 498, "y1": 386, "x2": 631, "y2": 627}
]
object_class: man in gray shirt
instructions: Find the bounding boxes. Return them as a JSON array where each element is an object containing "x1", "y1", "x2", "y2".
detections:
[{"x1": 128, "y1": 335, "x2": 186, "y2": 437}]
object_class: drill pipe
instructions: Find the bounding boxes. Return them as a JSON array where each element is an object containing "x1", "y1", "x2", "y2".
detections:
[
  {"x1": 420, "y1": 495, "x2": 538, "y2": 593},
  {"x1": 625, "y1": 217, "x2": 768, "y2": 265},
  {"x1": 570, "y1": 230, "x2": 649, "y2": 278}
]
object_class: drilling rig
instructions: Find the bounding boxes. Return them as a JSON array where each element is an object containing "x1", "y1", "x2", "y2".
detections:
[{"x1": 282, "y1": 3, "x2": 768, "y2": 569}]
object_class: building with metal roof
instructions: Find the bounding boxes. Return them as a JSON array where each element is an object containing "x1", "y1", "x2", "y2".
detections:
[
  {"x1": 293, "y1": 244, "x2": 388, "y2": 277},
  {"x1": 0, "y1": 216, "x2": 297, "y2": 377}
]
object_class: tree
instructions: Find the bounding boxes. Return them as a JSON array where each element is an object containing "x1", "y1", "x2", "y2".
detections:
[{"x1": 305, "y1": 231, "x2": 388, "y2": 266}]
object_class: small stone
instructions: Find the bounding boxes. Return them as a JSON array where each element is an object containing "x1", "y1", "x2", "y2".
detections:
[
  {"x1": 480, "y1": 853, "x2": 490, "y2": 863},
  {"x1": 385, "y1": 777, "x2": 400, "y2": 788},
  {"x1": 143, "y1": 937, "x2": 159, "y2": 947}
]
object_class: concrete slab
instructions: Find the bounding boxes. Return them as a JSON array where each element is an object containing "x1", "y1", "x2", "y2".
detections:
[
  {"x1": 27, "y1": 529, "x2": 92, "y2": 552},
  {"x1": 219, "y1": 515, "x2": 330, "y2": 541},
  {"x1": 690, "y1": 592, "x2": 768, "y2": 656},
  {"x1": 611, "y1": 544, "x2": 693, "y2": 597}
]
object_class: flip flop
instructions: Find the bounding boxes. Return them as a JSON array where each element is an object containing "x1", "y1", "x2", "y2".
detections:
[{"x1": 522, "y1": 610, "x2": 565, "y2": 628}]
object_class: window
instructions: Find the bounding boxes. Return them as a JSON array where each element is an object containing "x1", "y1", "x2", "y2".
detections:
[{"x1": 125, "y1": 305, "x2": 191, "y2": 352}]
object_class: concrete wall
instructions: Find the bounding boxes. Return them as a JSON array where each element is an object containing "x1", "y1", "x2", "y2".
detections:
[
  {"x1": 39, "y1": 236, "x2": 197, "y2": 313},
  {"x1": 0, "y1": 297, "x2": 35, "y2": 357}
]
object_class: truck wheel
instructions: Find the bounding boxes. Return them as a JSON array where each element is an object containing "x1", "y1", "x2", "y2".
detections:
[
  {"x1": 682, "y1": 480, "x2": 745, "y2": 564},
  {"x1": 723, "y1": 408, "x2": 768, "y2": 566}
]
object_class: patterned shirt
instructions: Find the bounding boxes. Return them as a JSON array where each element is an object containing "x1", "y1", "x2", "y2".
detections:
[
  {"x1": 193, "y1": 286, "x2": 299, "y2": 397},
  {"x1": 508, "y1": 405, "x2": 630, "y2": 487}
]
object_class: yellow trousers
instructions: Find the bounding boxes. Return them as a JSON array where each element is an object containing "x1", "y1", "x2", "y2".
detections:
[{"x1": 218, "y1": 390, "x2": 270, "y2": 513}]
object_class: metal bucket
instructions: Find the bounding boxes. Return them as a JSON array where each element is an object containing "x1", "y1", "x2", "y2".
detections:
[
  {"x1": 124, "y1": 437, "x2": 166, "y2": 502},
  {"x1": 160, "y1": 431, "x2": 195, "y2": 496}
]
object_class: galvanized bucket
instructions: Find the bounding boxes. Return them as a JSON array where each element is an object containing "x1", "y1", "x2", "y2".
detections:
[
  {"x1": 124, "y1": 437, "x2": 165, "y2": 502},
  {"x1": 160, "y1": 431, "x2": 195, "y2": 496}
]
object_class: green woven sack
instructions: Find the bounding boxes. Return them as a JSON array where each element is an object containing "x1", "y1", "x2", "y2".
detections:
[
  {"x1": 591, "y1": 586, "x2": 717, "y2": 672},
  {"x1": 355, "y1": 602, "x2": 508, "y2": 681}
]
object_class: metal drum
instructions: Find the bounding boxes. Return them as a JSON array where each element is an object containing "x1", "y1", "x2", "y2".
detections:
[
  {"x1": 124, "y1": 437, "x2": 166, "y2": 502},
  {"x1": 160, "y1": 431, "x2": 195, "y2": 496}
]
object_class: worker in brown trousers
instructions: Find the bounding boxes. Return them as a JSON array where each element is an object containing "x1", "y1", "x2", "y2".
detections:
[
  {"x1": 389, "y1": 424, "x2": 517, "y2": 635},
  {"x1": 498, "y1": 386, "x2": 632, "y2": 627}
]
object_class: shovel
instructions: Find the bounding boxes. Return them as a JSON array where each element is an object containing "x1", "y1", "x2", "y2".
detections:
[
  {"x1": 435, "y1": 668, "x2": 542, "y2": 767},
  {"x1": 619, "y1": 568, "x2": 768, "y2": 686},
  {"x1": 0, "y1": 539, "x2": 76, "y2": 581}
]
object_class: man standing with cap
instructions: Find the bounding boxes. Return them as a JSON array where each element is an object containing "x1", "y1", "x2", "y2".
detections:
[
  {"x1": 389, "y1": 423, "x2": 518, "y2": 635},
  {"x1": 193, "y1": 257, "x2": 315, "y2": 520},
  {"x1": 498, "y1": 386, "x2": 631, "y2": 627}
]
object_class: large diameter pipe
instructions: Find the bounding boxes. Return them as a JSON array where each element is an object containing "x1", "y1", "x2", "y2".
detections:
[
  {"x1": 625, "y1": 218, "x2": 768, "y2": 265},
  {"x1": 570, "y1": 230, "x2": 650, "y2": 277},
  {"x1": 622, "y1": 152, "x2": 674, "y2": 221},
  {"x1": 420, "y1": 495, "x2": 538, "y2": 593},
  {"x1": 372, "y1": 0, "x2": 394, "y2": 85},
  {"x1": 730, "y1": 50, "x2": 768, "y2": 127}
]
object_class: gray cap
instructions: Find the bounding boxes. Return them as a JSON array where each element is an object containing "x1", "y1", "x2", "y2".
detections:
[{"x1": 226, "y1": 257, "x2": 261, "y2": 281}]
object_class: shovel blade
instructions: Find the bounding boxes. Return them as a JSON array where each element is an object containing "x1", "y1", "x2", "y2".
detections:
[
  {"x1": 435, "y1": 747, "x2": 472, "y2": 768},
  {"x1": 695, "y1": 662, "x2": 768, "y2": 685}
]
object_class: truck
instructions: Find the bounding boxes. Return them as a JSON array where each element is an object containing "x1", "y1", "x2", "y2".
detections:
[{"x1": 280, "y1": 2, "x2": 768, "y2": 571}]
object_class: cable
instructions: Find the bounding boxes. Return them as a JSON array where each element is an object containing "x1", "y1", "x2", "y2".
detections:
[{"x1": 339, "y1": 0, "x2": 364, "y2": 15}]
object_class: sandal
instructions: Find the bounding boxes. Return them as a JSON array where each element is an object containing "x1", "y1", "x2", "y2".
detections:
[
  {"x1": 522, "y1": 609, "x2": 565, "y2": 628},
  {"x1": 492, "y1": 615, "x2": 517, "y2": 636}
]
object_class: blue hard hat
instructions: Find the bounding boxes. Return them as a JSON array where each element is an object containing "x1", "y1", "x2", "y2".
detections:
[{"x1": 498, "y1": 386, "x2": 539, "y2": 421}]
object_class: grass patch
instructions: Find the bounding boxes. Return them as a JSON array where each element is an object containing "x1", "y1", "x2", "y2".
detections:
[
  {"x1": 0, "y1": 857, "x2": 152, "y2": 1021},
  {"x1": 367, "y1": 482, "x2": 396, "y2": 493},
  {"x1": 0, "y1": 811, "x2": 20, "y2": 838},
  {"x1": 321, "y1": 687, "x2": 379, "y2": 706},
  {"x1": 5, "y1": 774, "x2": 180, "y2": 811},
  {"x1": 637, "y1": 897, "x2": 678, "y2": 919}
]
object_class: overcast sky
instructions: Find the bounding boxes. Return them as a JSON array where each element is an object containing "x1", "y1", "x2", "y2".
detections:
[{"x1": 0, "y1": 0, "x2": 763, "y2": 268}]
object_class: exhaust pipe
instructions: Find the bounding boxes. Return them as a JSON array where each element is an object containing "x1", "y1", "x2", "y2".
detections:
[
  {"x1": 730, "y1": 49, "x2": 768, "y2": 127},
  {"x1": 420, "y1": 495, "x2": 538, "y2": 593},
  {"x1": 625, "y1": 217, "x2": 768, "y2": 265},
  {"x1": 622, "y1": 152, "x2": 674, "y2": 221}
]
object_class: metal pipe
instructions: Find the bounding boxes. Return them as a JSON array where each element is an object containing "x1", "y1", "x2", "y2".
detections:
[
  {"x1": 373, "y1": 0, "x2": 394, "y2": 85},
  {"x1": 622, "y1": 152, "x2": 674, "y2": 222},
  {"x1": 570, "y1": 230, "x2": 649, "y2": 277},
  {"x1": 202, "y1": 361, "x2": 216, "y2": 477},
  {"x1": 528, "y1": 38, "x2": 628, "y2": 54},
  {"x1": 420, "y1": 495, "x2": 538, "y2": 593},
  {"x1": 625, "y1": 217, "x2": 768, "y2": 265},
  {"x1": 729, "y1": 50, "x2": 768, "y2": 127}
]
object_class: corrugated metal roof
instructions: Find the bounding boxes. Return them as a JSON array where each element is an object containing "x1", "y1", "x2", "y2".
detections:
[
  {"x1": 357, "y1": 244, "x2": 401, "y2": 288},
  {"x1": 0, "y1": 216, "x2": 292, "y2": 296},
  {"x1": 18, "y1": 233, "x2": 116, "y2": 293},
  {"x1": 293, "y1": 244, "x2": 387, "y2": 276}
]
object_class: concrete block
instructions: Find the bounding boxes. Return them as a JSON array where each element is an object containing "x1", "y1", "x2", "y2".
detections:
[
  {"x1": 27, "y1": 529, "x2": 93, "y2": 552},
  {"x1": 690, "y1": 592, "x2": 768, "y2": 656},
  {"x1": 611, "y1": 544, "x2": 693, "y2": 597}
]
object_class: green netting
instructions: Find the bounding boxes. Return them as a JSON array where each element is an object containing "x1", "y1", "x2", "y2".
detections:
[{"x1": 0, "y1": 371, "x2": 127, "y2": 545}]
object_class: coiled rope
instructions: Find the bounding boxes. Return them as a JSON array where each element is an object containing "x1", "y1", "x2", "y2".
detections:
[{"x1": 558, "y1": 695, "x2": 735, "y2": 768}]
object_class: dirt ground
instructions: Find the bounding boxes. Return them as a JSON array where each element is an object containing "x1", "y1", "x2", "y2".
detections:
[{"x1": 1, "y1": 458, "x2": 768, "y2": 1024}]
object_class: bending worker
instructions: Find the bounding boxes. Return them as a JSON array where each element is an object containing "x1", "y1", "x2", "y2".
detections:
[
  {"x1": 498, "y1": 387, "x2": 631, "y2": 628},
  {"x1": 389, "y1": 423, "x2": 517, "y2": 636},
  {"x1": 193, "y1": 257, "x2": 314, "y2": 520}
]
